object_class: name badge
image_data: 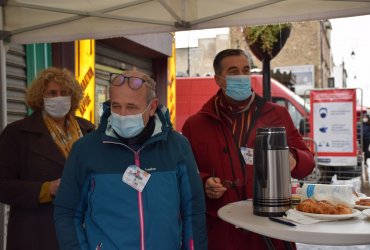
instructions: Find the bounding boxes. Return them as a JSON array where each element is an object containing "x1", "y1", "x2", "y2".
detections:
[
  {"x1": 241, "y1": 147, "x2": 254, "y2": 165},
  {"x1": 122, "y1": 165, "x2": 151, "y2": 192}
]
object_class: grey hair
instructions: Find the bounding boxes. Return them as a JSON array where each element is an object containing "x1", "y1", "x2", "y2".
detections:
[
  {"x1": 118, "y1": 70, "x2": 157, "y2": 104},
  {"x1": 141, "y1": 74, "x2": 157, "y2": 104}
]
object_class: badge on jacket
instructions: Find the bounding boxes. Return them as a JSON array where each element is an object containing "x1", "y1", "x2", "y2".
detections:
[
  {"x1": 241, "y1": 147, "x2": 254, "y2": 165},
  {"x1": 122, "y1": 165, "x2": 151, "y2": 192}
]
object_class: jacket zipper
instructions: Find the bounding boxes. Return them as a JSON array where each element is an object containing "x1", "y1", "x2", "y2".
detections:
[
  {"x1": 135, "y1": 151, "x2": 145, "y2": 250},
  {"x1": 89, "y1": 176, "x2": 95, "y2": 218},
  {"x1": 102, "y1": 140, "x2": 147, "y2": 249}
]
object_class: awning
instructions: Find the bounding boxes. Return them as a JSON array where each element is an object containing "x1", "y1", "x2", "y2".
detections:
[{"x1": 2, "y1": 0, "x2": 370, "y2": 44}]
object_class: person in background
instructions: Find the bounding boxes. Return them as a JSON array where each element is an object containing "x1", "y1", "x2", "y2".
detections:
[
  {"x1": 54, "y1": 70, "x2": 207, "y2": 250},
  {"x1": 362, "y1": 113, "x2": 370, "y2": 166},
  {"x1": 0, "y1": 67, "x2": 94, "y2": 250},
  {"x1": 182, "y1": 49, "x2": 315, "y2": 250}
]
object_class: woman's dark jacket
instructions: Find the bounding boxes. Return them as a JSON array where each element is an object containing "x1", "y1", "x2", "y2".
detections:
[{"x1": 0, "y1": 110, "x2": 94, "y2": 250}]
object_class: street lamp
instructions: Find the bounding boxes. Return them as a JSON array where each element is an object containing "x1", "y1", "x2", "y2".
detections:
[
  {"x1": 351, "y1": 49, "x2": 357, "y2": 79},
  {"x1": 351, "y1": 50, "x2": 356, "y2": 60}
]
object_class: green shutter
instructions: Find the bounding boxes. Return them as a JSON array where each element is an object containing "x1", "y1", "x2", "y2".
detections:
[
  {"x1": 25, "y1": 43, "x2": 52, "y2": 114},
  {"x1": 26, "y1": 43, "x2": 52, "y2": 86}
]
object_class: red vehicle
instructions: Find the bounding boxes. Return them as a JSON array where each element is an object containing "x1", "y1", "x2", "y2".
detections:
[{"x1": 175, "y1": 74, "x2": 309, "y2": 132}]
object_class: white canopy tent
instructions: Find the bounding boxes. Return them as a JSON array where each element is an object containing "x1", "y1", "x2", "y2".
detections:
[
  {"x1": 1, "y1": 1, "x2": 370, "y2": 247},
  {"x1": 1, "y1": 0, "x2": 370, "y2": 128},
  {"x1": 2, "y1": 0, "x2": 370, "y2": 44}
]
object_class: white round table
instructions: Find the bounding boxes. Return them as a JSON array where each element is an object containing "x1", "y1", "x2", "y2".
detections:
[{"x1": 218, "y1": 200, "x2": 370, "y2": 246}]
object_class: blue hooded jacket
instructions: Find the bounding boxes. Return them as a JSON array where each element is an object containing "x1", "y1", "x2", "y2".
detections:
[{"x1": 54, "y1": 103, "x2": 207, "y2": 250}]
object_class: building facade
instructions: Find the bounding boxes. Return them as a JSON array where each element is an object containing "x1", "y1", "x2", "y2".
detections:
[{"x1": 176, "y1": 21, "x2": 338, "y2": 96}]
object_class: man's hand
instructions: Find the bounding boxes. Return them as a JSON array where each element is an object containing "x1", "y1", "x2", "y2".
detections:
[
  {"x1": 204, "y1": 177, "x2": 227, "y2": 199},
  {"x1": 289, "y1": 152, "x2": 297, "y2": 171},
  {"x1": 49, "y1": 178, "x2": 61, "y2": 196}
]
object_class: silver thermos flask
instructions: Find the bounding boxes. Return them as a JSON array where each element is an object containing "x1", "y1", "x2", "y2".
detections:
[{"x1": 253, "y1": 127, "x2": 292, "y2": 217}]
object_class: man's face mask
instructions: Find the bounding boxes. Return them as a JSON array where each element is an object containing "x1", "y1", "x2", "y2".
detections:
[
  {"x1": 43, "y1": 96, "x2": 71, "y2": 118},
  {"x1": 110, "y1": 102, "x2": 151, "y2": 138},
  {"x1": 224, "y1": 75, "x2": 252, "y2": 101}
]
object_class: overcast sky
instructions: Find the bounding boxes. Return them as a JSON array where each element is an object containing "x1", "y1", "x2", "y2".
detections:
[{"x1": 330, "y1": 14, "x2": 370, "y2": 107}]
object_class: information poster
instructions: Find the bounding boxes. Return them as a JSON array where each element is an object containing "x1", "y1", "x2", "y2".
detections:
[{"x1": 310, "y1": 89, "x2": 357, "y2": 166}]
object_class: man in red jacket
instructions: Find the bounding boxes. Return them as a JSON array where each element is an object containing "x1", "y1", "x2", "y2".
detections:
[{"x1": 182, "y1": 49, "x2": 315, "y2": 250}]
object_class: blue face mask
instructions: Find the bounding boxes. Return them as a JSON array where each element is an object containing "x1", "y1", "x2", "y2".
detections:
[
  {"x1": 110, "y1": 102, "x2": 151, "y2": 138},
  {"x1": 225, "y1": 75, "x2": 252, "y2": 101}
]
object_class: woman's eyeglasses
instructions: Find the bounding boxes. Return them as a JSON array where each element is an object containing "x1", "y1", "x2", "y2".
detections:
[{"x1": 110, "y1": 73, "x2": 147, "y2": 90}]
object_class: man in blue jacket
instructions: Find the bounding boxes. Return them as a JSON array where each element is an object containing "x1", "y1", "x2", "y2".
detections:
[{"x1": 54, "y1": 70, "x2": 207, "y2": 250}]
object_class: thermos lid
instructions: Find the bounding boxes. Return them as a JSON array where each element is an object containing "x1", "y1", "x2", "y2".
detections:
[
  {"x1": 256, "y1": 127, "x2": 286, "y2": 134},
  {"x1": 256, "y1": 127, "x2": 288, "y2": 149}
]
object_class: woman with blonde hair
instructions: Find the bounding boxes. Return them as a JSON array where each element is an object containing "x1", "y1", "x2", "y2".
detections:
[{"x1": 0, "y1": 67, "x2": 94, "y2": 250}]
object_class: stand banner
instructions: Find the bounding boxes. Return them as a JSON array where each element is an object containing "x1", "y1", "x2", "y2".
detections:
[{"x1": 310, "y1": 89, "x2": 357, "y2": 166}]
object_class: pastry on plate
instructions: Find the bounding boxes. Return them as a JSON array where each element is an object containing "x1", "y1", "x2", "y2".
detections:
[
  {"x1": 296, "y1": 198, "x2": 352, "y2": 215},
  {"x1": 355, "y1": 198, "x2": 370, "y2": 206}
]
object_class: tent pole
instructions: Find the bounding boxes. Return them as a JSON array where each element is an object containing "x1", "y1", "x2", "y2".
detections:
[
  {"x1": 262, "y1": 58, "x2": 271, "y2": 101},
  {"x1": 0, "y1": 3, "x2": 6, "y2": 131},
  {"x1": 0, "y1": 41, "x2": 5, "y2": 250},
  {"x1": 0, "y1": 40, "x2": 6, "y2": 131},
  {"x1": 0, "y1": 4, "x2": 6, "y2": 249}
]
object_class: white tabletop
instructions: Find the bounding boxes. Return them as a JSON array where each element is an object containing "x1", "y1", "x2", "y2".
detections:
[{"x1": 217, "y1": 200, "x2": 370, "y2": 246}]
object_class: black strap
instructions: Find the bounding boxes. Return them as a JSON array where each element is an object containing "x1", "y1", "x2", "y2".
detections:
[
  {"x1": 241, "y1": 94, "x2": 266, "y2": 147},
  {"x1": 220, "y1": 126, "x2": 244, "y2": 200}
]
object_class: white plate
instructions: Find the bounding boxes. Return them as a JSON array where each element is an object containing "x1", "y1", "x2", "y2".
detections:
[
  {"x1": 294, "y1": 209, "x2": 361, "y2": 221},
  {"x1": 353, "y1": 197, "x2": 370, "y2": 210},
  {"x1": 354, "y1": 204, "x2": 370, "y2": 211},
  {"x1": 363, "y1": 209, "x2": 370, "y2": 218}
]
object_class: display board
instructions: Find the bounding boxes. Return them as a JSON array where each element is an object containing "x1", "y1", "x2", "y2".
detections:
[{"x1": 310, "y1": 89, "x2": 357, "y2": 166}]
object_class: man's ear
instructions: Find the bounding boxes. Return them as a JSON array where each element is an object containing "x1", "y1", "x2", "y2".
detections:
[
  {"x1": 214, "y1": 75, "x2": 222, "y2": 87},
  {"x1": 149, "y1": 98, "x2": 159, "y2": 116}
]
